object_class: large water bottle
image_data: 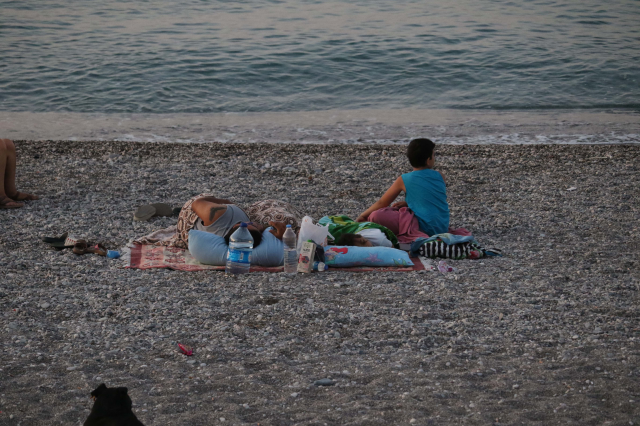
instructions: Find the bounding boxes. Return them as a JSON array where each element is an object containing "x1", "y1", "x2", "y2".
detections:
[
  {"x1": 282, "y1": 224, "x2": 298, "y2": 273},
  {"x1": 225, "y1": 222, "x2": 253, "y2": 274}
]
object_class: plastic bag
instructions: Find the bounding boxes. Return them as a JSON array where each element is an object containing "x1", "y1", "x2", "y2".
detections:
[
  {"x1": 438, "y1": 260, "x2": 456, "y2": 274},
  {"x1": 296, "y1": 216, "x2": 330, "y2": 253}
]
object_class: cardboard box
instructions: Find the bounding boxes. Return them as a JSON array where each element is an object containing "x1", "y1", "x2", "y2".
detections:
[{"x1": 297, "y1": 241, "x2": 316, "y2": 273}]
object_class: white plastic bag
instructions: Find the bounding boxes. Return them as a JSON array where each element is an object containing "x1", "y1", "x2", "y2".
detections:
[{"x1": 296, "y1": 216, "x2": 330, "y2": 253}]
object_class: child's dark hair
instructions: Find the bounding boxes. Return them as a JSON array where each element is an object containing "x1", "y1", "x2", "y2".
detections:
[
  {"x1": 224, "y1": 228, "x2": 263, "y2": 247},
  {"x1": 407, "y1": 138, "x2": 435, "y2": 168},
  {"x1": 335, "y1": 233, "x2": 360, "y2": 246}
]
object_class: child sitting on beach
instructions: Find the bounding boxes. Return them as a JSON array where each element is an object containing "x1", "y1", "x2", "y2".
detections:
[{"x1": 356, "y1": 138, "x2": 451, "y2": 237}]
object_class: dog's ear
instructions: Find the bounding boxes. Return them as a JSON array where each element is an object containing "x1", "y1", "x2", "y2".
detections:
[
  {"x1": 91, "y1": 383, "x2": 108, "y2": 398},
  {"x1": 118, "y1": 387, "x2": 129, "y2": 395}
]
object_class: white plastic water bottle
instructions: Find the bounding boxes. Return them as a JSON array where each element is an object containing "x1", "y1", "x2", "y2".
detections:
[
  {"x1": 282, "y1": 224, "x2": 297, "y2": 273},
  {"x1": 225, "y1": 222, "x2": 253, "y2": 274}
]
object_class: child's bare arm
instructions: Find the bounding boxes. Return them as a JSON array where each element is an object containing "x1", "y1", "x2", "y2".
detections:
[
  {"x1": 438, "y1": 171, "x2": 446, "y2": 185},
  {"x1": 356, "y1": 176, "x2": 405, "y2": 222}
]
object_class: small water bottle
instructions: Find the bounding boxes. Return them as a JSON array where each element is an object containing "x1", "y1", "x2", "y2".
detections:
[
  {"x1": 313, "y1": 261, "x2": 328, "y2": 272},
  {"x1": 282, "y1": 225, "x2": 298, "y2": 274},
  {"x1": 225, "y1": 222, "x2": 253, "y2": 274}
]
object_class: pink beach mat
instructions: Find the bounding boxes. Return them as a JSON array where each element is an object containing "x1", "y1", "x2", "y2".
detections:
[{"x1": 125, "y1": 244, "x2": 427, "y2": 273}]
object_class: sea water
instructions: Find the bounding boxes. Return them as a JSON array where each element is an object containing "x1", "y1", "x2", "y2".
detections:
[{"x1": 1, "y1": 0, "x2": 639, "y2": 116}]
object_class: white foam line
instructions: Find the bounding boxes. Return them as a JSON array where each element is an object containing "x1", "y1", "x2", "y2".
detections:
[{"x1": 106, "y1": 133, "x2": 640, "y2": 145}]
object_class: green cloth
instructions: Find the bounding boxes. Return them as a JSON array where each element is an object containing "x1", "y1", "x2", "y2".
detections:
[{"x1": 318, "y1": 215, "x2": 399, "y2": 248}]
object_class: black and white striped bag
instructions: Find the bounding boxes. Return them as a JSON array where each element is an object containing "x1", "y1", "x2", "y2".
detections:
[{"x1": 418, "y1": 240, "x2": 471, "y2": 260}]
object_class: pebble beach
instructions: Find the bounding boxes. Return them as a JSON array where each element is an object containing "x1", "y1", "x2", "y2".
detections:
[{"x1": 1, "y1": 140, "x2": 639, "y2": 425}]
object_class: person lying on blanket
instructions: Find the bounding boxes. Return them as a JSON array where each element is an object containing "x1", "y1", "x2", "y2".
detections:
[
  {"x1": 168, "y1": 194, "x2": 303, "y2": 249},
  {"x1": 334, "y1": 233, "x2": 374, "y2": 247}
]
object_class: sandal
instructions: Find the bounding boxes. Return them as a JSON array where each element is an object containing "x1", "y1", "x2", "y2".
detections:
[
  {"x1": 42, "y1": 232, "x2": 76, "y2": 251},
  {"x1": 0, "y1": 195, "x2": 23, "y2": 209},
  {"x1": 134, "y1": 205, "x2": 156, "y2": 221},
  {"x1": 42, "y1": 232, "x2": 68, "y2": 244},
  {"x1": 8, "y1": 192, "x2": 38, "y2": 202},
  {"x1": 86, "y1": 244, "x2": 107, "y2": 256},
  {"x1": 134, "y1": 203, "x2": 176, "y2": 221},
  {"x1": 150, "y1": 203, "x2": 173, "y2": 217},
  {"x1": 73, "y1": 240, "x2": 88, "y2": 255}
]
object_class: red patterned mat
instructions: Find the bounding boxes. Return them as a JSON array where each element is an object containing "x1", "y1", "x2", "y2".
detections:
[{"x1": 125, "y1": 244, "x2": 426, "y2": 273}]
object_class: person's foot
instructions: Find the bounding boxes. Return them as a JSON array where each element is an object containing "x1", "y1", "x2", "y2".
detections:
[
  {"x1": 0, "y1": 195, "x2": 24, "y2": 209},
  {"x1": 7, "y1": 191, "x2": 38, "y2": 201}
]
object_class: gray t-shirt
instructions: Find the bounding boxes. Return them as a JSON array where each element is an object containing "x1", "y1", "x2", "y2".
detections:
[{"x1": 194, "y1": 204, "x2": 250, "y2": 237}]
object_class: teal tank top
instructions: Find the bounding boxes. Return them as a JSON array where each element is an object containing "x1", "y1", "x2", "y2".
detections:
[{"x1": 401, "y1": 169, "x2": 449, "y2": 236}]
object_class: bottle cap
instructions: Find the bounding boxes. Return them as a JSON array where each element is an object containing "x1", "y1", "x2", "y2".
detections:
[
  {"x1": 240, "y1": 222, "x2": 248, "y2": 227},
  {"x1": 286, "y1": 224, "x2": 292, "y2": 228}
]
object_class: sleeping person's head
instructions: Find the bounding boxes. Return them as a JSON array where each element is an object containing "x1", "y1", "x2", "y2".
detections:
[
  {"x1": 335, "y1": 233, "x2": 373, "y2": 247},
  {"x1": 224, "y1": 223, "x2": 263, "y2": 247}
]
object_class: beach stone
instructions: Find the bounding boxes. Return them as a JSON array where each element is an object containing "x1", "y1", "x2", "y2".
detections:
[{"x1": 1, "y1": 140, "x2": 638, "y2": 425}]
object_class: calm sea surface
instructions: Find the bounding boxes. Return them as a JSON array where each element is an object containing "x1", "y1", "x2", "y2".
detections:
[{"x1": 1, "y1": 0, "x2": 639, "y2": 114}]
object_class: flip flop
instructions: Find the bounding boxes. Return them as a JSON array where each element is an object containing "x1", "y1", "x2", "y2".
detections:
[
  {"x1": 86, "y1": 244, "x2": 107, "y2": 256},
  {"x1": 9, "y1": 192, "x2": 38, "y2": 201},
  {"x1": 42, "y1": 232, "x2": 68, "y2": 244},
  {"x1": 134, "y1": 205, "x2": 156, "y2": 221},
  {"x1": 42, "y1": 232, "x2": 74, "y2": 250},
  {"x1": 73, "y1": 240, "x2": 89, "y2": 255},
  {"x1": 0, "y1": 195, "x2": 23, "y2": 209},
  {"x1": 150, "y1": 203, "x2": 174, "y2": 217}
]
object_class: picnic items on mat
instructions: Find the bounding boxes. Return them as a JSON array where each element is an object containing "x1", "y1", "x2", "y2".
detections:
[
  {"x1": 323, "y1": 245, "x2": 414, "y2": 268},
  {"x1": 313, "y1": 261, "x2": 329, "y2": 271},
  {"x1": 133, "y1": 203, "x2": 178, "y2": 221},
  {"x1": 225, "y1": 222, "x2": 254, "y2": 275},
  {"x1": 296, "y1": 216, "x2": 330, "y2": 252},
  {"x1": 282, "y1": 225, "x2": 298, "y2": 273},
  {"x1": 318, "y1": 215, "x2": 399, "y2": 248},
  {"x1": 125, "y1": 243, "x2": 427, "y2": 272},
  {"x1": 411, "y1": 233, "x2": 503, "y2": 260},
  {"x1": 297, "y1": 240, "x2": 317, "y2": 273},
  {"x1": 188, "y1": 229, "x2": 284, "y2": 267}
]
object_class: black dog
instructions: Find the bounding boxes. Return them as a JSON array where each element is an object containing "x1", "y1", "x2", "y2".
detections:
[{"x1": 84, "y1": 384, "x2": 145, "y2": 426}]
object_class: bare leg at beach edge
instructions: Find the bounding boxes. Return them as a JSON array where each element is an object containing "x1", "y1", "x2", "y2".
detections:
[{"x1": 0, "y1": 138, "x2": 38, "y2": 209}]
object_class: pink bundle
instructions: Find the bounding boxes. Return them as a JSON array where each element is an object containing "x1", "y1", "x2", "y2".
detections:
[{"x1": 369, "y1": 207, "x2": 430, "y2": 244}]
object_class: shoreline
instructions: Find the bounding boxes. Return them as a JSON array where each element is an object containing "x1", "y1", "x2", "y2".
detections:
[
  {"x1": 1, "y1": 140, "x2": 638, "y2": 425},
  {"x1": 1, "y1": 108, "x2": 639, "y2": 144}
]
